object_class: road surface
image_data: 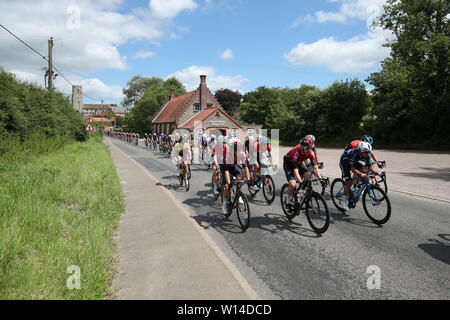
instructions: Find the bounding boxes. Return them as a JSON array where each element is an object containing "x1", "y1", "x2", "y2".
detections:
[{"x1": 107, "y1": 138, "x2": 450, "y2": 300}]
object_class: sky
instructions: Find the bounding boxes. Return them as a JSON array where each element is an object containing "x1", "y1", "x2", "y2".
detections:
[{"x1": 0, "y1": 0, "x2": 394, "y2": 105}]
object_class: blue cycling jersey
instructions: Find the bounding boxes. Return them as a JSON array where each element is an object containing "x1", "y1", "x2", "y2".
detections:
[{"x1": 340, "y1": 149, "x2": 371, "y2": 168}]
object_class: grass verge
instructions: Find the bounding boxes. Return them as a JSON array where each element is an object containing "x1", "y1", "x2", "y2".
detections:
[{"x1": 0, "y1": 136, "x2": 123, "y2": 299}]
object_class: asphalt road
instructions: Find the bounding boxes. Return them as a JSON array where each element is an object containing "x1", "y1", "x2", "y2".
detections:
[{"x1": 109, "y1": 138, "x2": 450, "y2": 300}]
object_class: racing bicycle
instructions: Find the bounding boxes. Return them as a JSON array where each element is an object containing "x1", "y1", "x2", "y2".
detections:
[
  {"x1": 330, "y1": 172, "x2": 391, "y2": 225},
  {"x1": 280, "y1": 179, "x2": 330, "y2": 234}
]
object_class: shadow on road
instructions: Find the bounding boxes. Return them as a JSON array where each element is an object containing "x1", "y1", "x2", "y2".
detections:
[
  {"x1": 418, "y1": 234, "x2": 450, "y2": 265},
  {"x1": 193, "y1": 211, "x2": 245, "y2": 234},
  {"x1": 399, "y1": 167, "x2": 450, "y2": 182},
  {"x1": 250, "y1": 212, "x2": 322, "y2": 238},
  {"x1": 329, "y1": 209, "x2": 382, "y2": 229}
]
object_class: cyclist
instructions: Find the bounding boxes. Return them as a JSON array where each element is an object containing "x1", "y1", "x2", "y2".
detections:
[
  {"x1": 306, "y1": 134, "x2": 323, "y2": 168},
  {"x1": 283, "y1": 137, "x2": 326, "y2": 207},
  {"x1": 172, "y1": 135, "x2": 191, "y2": 179},
  {"x1": 345, "y1": 135, "x2": 382, "y2": 168},
  {"x1": 212, "y1": 135, "x2": 243, "y2": 214},
  {"x1": 250, "y1": 136, "x2": 272, "y2": 191},
  {"x1": 210, "y1": 135, "x2": 223, "y2": 196},
  {"x1": 339, "y1": 141, "x2": 383, "y2": 211}
]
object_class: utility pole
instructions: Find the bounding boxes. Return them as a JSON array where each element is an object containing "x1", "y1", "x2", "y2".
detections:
[{"x1": 47, "y1": 37, "x2": 54, "y2": 90}]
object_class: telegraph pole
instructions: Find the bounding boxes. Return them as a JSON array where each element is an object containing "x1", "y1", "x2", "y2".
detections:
[{"x1": 47, "y1": 37, "x2": 54, "y2": 90}]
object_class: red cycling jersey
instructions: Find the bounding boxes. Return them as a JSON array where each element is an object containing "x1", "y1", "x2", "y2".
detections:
[
  {"x1": 254, "y1": 141, "x2": 272, "y2": 153},
  {"x1": 286, "y1": 145, "x2": 316, "y2": 164}
]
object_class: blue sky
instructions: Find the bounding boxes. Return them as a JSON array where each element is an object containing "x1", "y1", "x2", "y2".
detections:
[{"x1": 0, "y1": 0, "x2": 391, "y2": 104}]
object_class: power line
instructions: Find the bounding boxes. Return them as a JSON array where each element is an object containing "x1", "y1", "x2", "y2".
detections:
[
  {"x1": 0, "y1": 23, "x2": 47, "y2": 59},
  {"x1": 0, "y1": 23, "x2": 106, "y2": 103}
]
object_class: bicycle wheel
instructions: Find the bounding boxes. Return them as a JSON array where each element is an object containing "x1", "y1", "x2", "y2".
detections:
[
  {"x1": 280, "y1": 183, "x2": 297, "y2": 220},
  {"x1": 262, "y1": 175, "x2": 276, "y2": 204},
  {"x1": 362, "y1": 185, "x2": 391, "y2": 225},
  {"x1": 330, "y1": 178, "x2": 346, "y2": 212},
  {"x1": 305, "y1": 192, "x2": 330, "y2": 234},
  {"x1": 375, "y1": 175, "x2": 388, "y2": 194},
  {"x1": 236, "y1": 191, "x2": 250, "y2": 231},
  {"x1": 221, "y1": 186, "x2": 234, "y2": 218}
]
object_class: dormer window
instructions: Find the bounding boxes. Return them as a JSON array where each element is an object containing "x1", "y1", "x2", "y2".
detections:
[
  {"x1": 194, "y1": 104, "x2": 201, "y2": 112},
  {"x1": 207, "y1": 103, "x2": 213, "y2": 108}
]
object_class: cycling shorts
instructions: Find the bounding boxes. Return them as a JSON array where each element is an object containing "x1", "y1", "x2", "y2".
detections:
[
  {"x1": 219, "y1": 164, "x2": 241, "y2": 183},
  {"x1": 283, "y1": 155, "x2": 308, "y2": 181}
]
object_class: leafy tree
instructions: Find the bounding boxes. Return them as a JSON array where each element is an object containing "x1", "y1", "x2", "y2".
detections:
[
  {"x1": 367, "y1": 0, "x2": 450, "y2": 146},
  {"x1": 0, "y1": 69, "x2": 87, "y2": 143},
  {"x1": 239, "y1": 86, "x2": 295, "y2": 140},
  {"x1": 320, "y1": 79, "x2": 372, "y2": 141},
  {"x1": 121, "y1": 75, "x2": 164, "y2": 109},
  {"x1": 214, "y1": 89, "x2": 243, "y2": 115},
  {"x1": 125, "y1": 77, "x2": 186, "y2": 134}
]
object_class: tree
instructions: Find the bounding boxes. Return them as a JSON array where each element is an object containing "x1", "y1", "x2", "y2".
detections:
[
  {"x1": 239, "y1": 86, "x2": 295, "y2": 140},
  {"x1": 367, "y1": 0, "x2": 450, "y2": 146},
  {"x1": 214, "y1": 89, "x2": 242, "y2": 115},
  {"x1": 125, "y1": 77, "x2": 186, "y2": 134},
  {"x1": 121, "y1": 75, "x2": 164, "y2": 109}
]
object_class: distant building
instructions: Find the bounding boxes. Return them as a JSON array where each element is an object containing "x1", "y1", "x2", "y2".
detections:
[{"x1": 152, "y1": 75, "x2": 261, "y2": 137}]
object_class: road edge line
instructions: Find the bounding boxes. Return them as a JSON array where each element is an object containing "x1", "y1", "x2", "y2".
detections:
[{"x1": 106, "y1": 139, "x2": 261, "y2": 300}]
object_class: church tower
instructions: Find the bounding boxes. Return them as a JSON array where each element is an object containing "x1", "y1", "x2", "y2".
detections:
[{"x1": 72, "y1": 85, "x2": 83, "y2": 113}]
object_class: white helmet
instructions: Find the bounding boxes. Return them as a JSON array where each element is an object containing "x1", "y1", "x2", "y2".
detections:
[
  {"x1": 358, "y1": 141, "x2": 372, "y2": 153},
  {"x1": 306, "y1": 135, "x2": 316, "y2": 143},
  {"x1": 210, "y1": 134, "x2": 216, "y2": 141}
]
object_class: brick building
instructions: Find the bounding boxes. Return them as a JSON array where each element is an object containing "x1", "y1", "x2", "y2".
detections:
[{"x1": 152, "y1": 75, "x2": 261, "y2": 137}]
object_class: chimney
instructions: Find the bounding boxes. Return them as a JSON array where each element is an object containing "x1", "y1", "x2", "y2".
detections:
[
  {"x1": 168, "y1": 89, "x2": 174, "y2": 101},
  {"x1": 199, "y1": 75, "x2": 208, "y2": 110}
]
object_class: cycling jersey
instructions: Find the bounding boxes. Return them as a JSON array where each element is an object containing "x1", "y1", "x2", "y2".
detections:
[
  {"x1": 173, "y1": 142, "x2": 190, "y2": 160},
  {"x1": 285, "y1": 145, "x2": 316, "y2": 168},
  {"x1": 340, "y1": 148, "x2": 371, "y2": 180}
]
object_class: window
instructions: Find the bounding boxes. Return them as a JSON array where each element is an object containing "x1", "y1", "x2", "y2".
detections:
[
  {"x1": 207, "y1": 103, "x2": 213, "y2": 108},
  {"x1": 194, "y1": 104, "x2": 201, "y2": 111}
]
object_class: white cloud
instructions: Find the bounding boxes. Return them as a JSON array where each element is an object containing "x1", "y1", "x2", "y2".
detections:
[
  {"x1": 315, "y1": 10, "x2": 347, "y2": 23},
  {"x1": 0, "y1": 0, "x2": 198, "y2": 104},
  {"x1": 291, "y1": 14, "x2": 315, "y2": 28},
  {"x1": 150, "y1": 0, "x2": 198, "y2": 20},
  {"x1": 313, "y1": 0, "x2": 387, "y2": 24},
  {"x1": 219, "y1": 49, "x2": 234, "y2": 60},
  {"x1": 133, "y1": 50, "x2": 156, "y2": 59},
  {"x1": 167, "y1": 65, "x2": 249, "y2": 93},
  {"x1": 284, "y1": 29, "x2": 393, "y2": 73}
]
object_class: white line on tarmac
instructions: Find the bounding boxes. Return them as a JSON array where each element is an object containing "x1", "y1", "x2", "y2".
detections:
[{"x1": 107, "y1": 139, "x2": 261, "y2": 300}]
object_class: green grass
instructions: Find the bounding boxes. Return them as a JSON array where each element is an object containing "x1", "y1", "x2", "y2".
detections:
[{"x1": 0, "y1": 136, "x2": 124, "y2": 299}]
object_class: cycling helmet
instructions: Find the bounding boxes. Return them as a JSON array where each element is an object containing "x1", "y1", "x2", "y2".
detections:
[
  {"x1": 358, "y1": 141, "x2": 372, "y2": 153},
  {"x1": 210, "y1": 134, "x2": 216, "y2": 141},
  {"x1": 217, "y1": 135, "x2": 225, "y2": 144},
  {"x1": 361, "y1": 135, "x2": 373, "y2": 144},
  {"x1": 306, "y1": 135, "x2": 316, "y2": 143},
  {"x1": 300, "y1": 136, "x2": 314, "y2": 148}
]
